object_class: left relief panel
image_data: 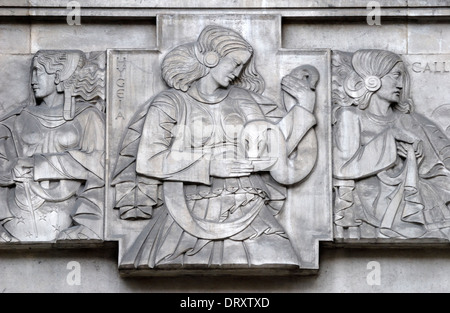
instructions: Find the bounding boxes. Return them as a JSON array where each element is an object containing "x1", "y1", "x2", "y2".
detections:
[{"x1": 0, "y1": 50, "x2": 105, "y2": 244}]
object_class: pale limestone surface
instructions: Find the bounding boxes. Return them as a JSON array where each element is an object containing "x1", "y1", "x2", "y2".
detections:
[
  {"x1": 0, "y1": 0, "x2": 448, "y2": 292},
  {"x1": 0, "y1": 247, "x2": 449, "y2": 292}
]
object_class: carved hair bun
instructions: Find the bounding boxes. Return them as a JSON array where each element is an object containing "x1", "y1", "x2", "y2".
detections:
[
  {"x1": 364, "y1": 76, "x2": 382, "y2": 92},
  {"x1": 203, "y1": 51, "x2": 220, "y2": 68}
]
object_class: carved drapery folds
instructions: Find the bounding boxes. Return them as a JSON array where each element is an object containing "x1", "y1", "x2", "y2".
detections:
[
  {"x1": 332, "y1": 49, "x2": 450, "y2": 241},
  {"x1": 0, "y1": 17, "x2": 333, "y2": 274},
  {"x1": 0, "y1": 50, "x2": 105, "y2": 243},
  {"x1": 111, "y1": 25, "x2": 321, "y2": 271},
  {"x1": 3, "y1": 16, "x2": 448, "y2": 275}
]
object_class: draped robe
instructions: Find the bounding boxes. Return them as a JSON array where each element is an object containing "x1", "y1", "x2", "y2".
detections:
[{"x1": 115, "y1": 85, "x2": 317, "y2": 268}]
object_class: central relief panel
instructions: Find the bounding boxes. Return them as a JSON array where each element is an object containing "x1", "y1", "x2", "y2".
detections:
[{"x1": 106, "y1": 15, "x2": 332, "y2": 275}]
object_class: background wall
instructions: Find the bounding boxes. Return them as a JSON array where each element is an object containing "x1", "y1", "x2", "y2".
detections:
[{"x1": 0, "y1": 0, "x2": 449, "y2": 293}]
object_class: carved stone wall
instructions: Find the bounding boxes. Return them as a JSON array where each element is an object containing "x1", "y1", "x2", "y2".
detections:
[{"x1": 0, "y1": 0, "x2": 449, "y2": 292}]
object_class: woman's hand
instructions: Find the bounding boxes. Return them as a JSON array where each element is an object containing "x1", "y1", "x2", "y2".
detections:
[
  {"x1": 251, "y1": 158, "x2": 278, "y2": 172},
  {"x1": 281, "y1": 75, "x2": 316, "y2": 113},
  {"x1": 396, "y1": 141, "x2": 423, "y2": 160},
  {"x1": 391, "y1": 126, "x2": 423, "y2": 159},
  {"x1": 12, "y1": 157, "x2": 34, "y2": 182},
  {"x1": 210, "y1": 158, "x2": 254, "y2": 178},
  {"x1": 391, "y1": 125, "x2": 420, "y2": 144}
]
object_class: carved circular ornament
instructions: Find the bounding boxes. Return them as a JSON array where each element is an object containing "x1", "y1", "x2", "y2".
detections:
[
  {"x1": 203, "y1": 51, "x2": 220, "y2": 68},
  {"x1": 364, "y1": 76, "x2": 382, "y2": 92}
]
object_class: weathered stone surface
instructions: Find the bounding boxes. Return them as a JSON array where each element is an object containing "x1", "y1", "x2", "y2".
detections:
[
  {"x1": 4, "y1": 0, "x2": 409, "y2": 8},
  {"x1": 332, "y1": 49, "x2": 450, "y2": 242},
  {"x1": 1, "y1": 247, "x2": 450, "y2": 292},
  {"x1": 31, "y1": 22, "x2": 157, "y2": 52},
  {"x1": 0, "y1": 0, "x2": 29, "y2": 6},
  {"x1": 405, "y1": 54, "x2": 450, "y2": 118},
  {"x1": 0, "y1": 0, "x2": 449, "y2": 290},
  {"x1": 105, "y1": 49, "x2": 166, "y2": 256},
  {"x1": 283, "y1": 22, "x2": 408, "y2": 54},
  {"x1": 408, "y1": 0, "x2": 450, "y2": 6},
  {"x1": 408, "y1": 23, "x2": 450, "y2": 54},
  {"x1": 0, "y1": 54, "x2": 33, "y2": 112},
  {"x1": 0, "y1": 50, "x2": 105, "y2": 244},
  {"x1": 107, "y1": 16, "x2": 332, "y2": 274},
  {"x1": 0, "y1": 24, "x2": 30, "y2": 54}
]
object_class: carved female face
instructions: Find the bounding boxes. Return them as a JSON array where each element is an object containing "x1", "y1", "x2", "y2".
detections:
[
  {"x1": 31, "y1": 58, "x2": 58, "y2": 100},
  {"x1": 210, "y1": 50, "x2": 252, "y2": 88},
  {"x1": 376, "y1": 62, "x2": 405, "y2": 104}
]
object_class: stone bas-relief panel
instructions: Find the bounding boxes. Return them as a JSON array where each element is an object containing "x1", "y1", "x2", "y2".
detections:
[
  {"x1": 0, "y1": 50, "x2": 105, "y2": 243},
  {"x1": 333, "y1": 50, "x2": 450, "y2": 242},
  {"x1": 0, "y1": 55, "x2": 33, "y2": 114},
  {"x1": 108, "y1": 20, "x2": 332, "y2": 275},
  {"x1": 0, "y1": 12, "x2": 448, "y2": 281},
  {"x1": 106, "y1": 49, "x2": 167, "y2": 254}
]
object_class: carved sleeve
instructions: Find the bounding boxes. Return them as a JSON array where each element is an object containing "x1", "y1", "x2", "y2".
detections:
[
  {"x1": 34, "y1": 154, "x2": 89, "y2": 181},
  {"x1": 333, "y1": 108, "x2": 397, "y2": 180},
  {"x1": 136, "y1": 93, "x2": 211, "y2": 185}
]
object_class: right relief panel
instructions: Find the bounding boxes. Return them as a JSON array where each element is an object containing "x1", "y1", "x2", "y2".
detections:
[{"x1": 332, "y1": 50, "x2": 450, "y2": 242}]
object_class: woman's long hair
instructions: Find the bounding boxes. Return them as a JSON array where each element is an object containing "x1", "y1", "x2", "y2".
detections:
[
  {"x1": 161, "y1": 25, "x2": 265, "y2": 94},
  {"x1": 344, "y1": 49, "x2": 414, "y2": 113}
]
